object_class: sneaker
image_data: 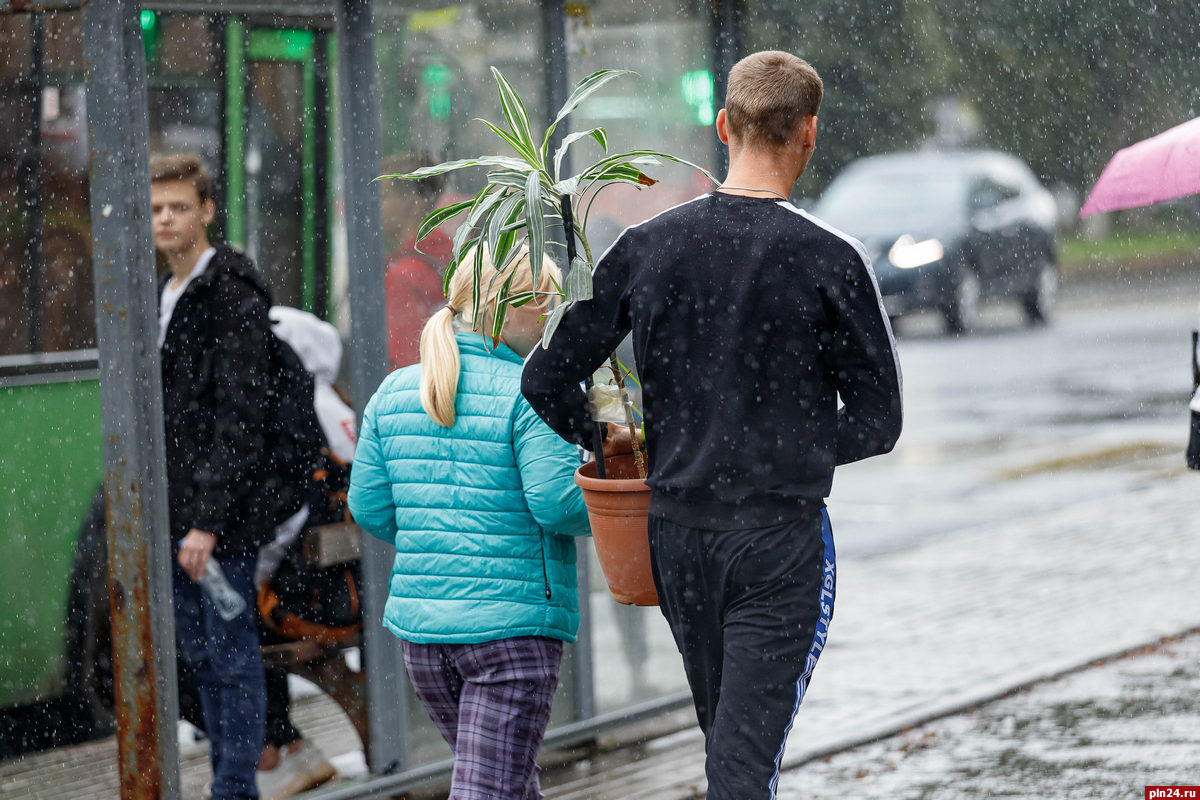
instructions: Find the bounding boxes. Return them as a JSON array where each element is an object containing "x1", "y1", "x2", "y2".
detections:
[{"x1": 256, "y1": 740, "x2": 337, "y2": 800}]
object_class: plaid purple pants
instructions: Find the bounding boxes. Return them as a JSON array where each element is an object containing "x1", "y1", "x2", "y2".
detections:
[{"x1": 402, "y1": 636, "x2": 564, "y2": 800}]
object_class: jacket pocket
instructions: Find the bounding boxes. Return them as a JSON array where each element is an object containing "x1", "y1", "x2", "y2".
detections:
[{"x1": 539, "y1": 536, "x2": 552, "y2": 600}]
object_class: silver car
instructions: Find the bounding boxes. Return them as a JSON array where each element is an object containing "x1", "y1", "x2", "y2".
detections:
[{"x1": 813, "y1": 149, "x2": 1059, "y2": 333}]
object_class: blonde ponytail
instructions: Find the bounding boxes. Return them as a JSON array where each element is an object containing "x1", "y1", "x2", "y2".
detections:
[
  {"x1": 418, "y1": 244, "x2": 562, "y2": 427},
  {"x1": 418, "y1": 303, "x2": 461, "y2": 427}
]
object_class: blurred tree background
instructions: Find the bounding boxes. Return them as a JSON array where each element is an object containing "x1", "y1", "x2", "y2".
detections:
[{"x1": 745, "y1": 0, "x2": 1200, "y2": 213}]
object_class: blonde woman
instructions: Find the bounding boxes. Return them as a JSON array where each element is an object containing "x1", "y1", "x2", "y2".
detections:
[{"x1": 349, "y1": 247, "x2": 589, "y2": 800}]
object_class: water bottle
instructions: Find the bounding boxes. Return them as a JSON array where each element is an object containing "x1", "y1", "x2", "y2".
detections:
[{"x1": 197, "y1": 557, "x2": 247, "y2": 621}]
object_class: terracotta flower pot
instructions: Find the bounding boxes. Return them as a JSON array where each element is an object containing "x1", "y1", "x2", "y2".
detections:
[{"x1": 574, "y1": 453, "x2": 657, "y2": 606}]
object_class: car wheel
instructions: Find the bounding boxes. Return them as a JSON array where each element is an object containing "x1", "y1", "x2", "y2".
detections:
[
  {"x1": 1022, "y1": 258, "x2": 1058, "y2": 325},
  {"x1": 63, "y1": 485, "x2": 116, "y2": 737},
  {"x1": 943, "y1": 266, "x2": 981, "y2": 335}
]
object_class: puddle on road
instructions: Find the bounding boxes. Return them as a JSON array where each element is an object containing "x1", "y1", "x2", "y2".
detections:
[{"x1": 992, "y1": 442, "x2": 1178, "y2": 480}]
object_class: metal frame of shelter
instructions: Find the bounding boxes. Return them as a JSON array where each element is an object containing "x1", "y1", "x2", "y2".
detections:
[{"x1": 20, "y1": 0, "x2": 746, "y2": 796}]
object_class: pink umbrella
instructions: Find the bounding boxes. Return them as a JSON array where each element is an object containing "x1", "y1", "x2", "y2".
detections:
[{"x1": 1079, "y1": 116, "x2": 1200, "y2": 217}]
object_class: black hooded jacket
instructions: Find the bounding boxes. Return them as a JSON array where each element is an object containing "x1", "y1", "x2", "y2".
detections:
[{"x1": 159, "y1": 245, "x2": 274, "y2": 557}]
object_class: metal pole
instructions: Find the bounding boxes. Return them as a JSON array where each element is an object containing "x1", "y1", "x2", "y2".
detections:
[
  {"x1": 710, "y1": 0, "x2": 743, "y2": 177},
  {"x1": 81, "y1": 1, "x2": 180, "y2": 798},
  {"x1": 335, "y1": 0, "x2": 409, "y2": 774},
  {"x1": 313, "y1": 32, "x2": 331, "y2": 320},
  {"x1": 541, "y1": 0, "x2": 568, "y2": 163},
  {"x1": 22, "y1": 12, "x2": 46, "y2": 351},
  {"x1": 542, "y1": 0, "x2": 598, "y2": 723}
]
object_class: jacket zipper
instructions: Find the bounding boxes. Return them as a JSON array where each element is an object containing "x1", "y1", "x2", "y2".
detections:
[{"x1": 539, "y1": 537, "x2": 551, "y2": 599}]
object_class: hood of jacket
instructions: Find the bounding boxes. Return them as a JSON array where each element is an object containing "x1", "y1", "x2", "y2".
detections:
[{"x1": 269, "y1": 304, "x2": 342, "y2": 383}]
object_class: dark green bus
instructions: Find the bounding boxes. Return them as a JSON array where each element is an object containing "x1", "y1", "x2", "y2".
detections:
[{"x1": 1, "y1": 9, "x2": 345, "y2": 751}]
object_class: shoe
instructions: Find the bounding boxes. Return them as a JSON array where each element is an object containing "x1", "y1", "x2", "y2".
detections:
[{"x1": 256, "y1": 740, "x2": 337, "y2": 800}]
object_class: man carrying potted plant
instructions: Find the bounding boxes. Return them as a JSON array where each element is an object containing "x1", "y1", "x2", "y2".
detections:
[{"x1": 521, "y1": 50, "x2": 903, "y2": 800}]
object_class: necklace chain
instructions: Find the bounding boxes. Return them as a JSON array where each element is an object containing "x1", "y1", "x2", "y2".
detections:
[{"x1": 718, "y1": 184, "x2": 790, "y2": 201}]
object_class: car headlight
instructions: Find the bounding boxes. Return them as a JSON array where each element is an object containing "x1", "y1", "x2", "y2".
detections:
[{"x1": 888, "y1": 234, "x2": 945, "y2": 269}]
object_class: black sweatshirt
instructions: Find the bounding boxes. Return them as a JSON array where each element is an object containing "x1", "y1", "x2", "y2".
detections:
[{"x1": 522, "y1": 192, "x2": 903, "y2": 530}]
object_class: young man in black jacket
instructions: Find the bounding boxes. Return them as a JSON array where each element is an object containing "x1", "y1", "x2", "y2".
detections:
[
  {"x1": 522, "y1": 52, "x2": 903, "y2": 799},
  {"x1": 151, "y1": 153, "x2": 272, "y2": 800}
]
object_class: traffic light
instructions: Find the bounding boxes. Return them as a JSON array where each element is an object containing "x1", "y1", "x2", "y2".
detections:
[
  {"x1": 680, "y1": 69, "x2": 714, "y2": 125},
  {"x1": 139, "y1": 9, "x2": 160, "y2": 65}
]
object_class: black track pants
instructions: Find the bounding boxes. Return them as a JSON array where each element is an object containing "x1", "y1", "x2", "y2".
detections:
[{"x1": 649, "y1": 509, "x2": 836, "y2": 800}]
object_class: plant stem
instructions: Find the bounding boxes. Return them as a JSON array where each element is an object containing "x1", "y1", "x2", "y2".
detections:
[
  {"x1": 609, "y1": 356, "x2": 647, "y2": 480},
  {"x1": 577, "y1": 224, "x2": 594, "y2": 269},
  {"x1": 561, "y1": 193, "x2": 608, "y2": 478}
]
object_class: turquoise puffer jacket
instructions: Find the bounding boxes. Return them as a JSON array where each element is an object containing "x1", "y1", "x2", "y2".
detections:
[{"x1": 349, "y1": 333, "x2": 591, "y2": 644}]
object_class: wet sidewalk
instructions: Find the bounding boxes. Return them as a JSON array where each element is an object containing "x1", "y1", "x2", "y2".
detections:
[
  {"x1": 778, "y1": 629, "x2": 1200, "y2": 799},
  {"x1": 539, "y1": 469, "x2": 1200, "y2": 799},
  {"x1": 4, "y1": 470, "x2": 1198, "y2": 799}
]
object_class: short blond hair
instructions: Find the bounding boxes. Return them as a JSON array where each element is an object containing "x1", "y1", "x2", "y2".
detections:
[
  {"x1": 149, "y1": 152, "x2": 213, "y2": 204},
  {"x1": 725, "y1": 51, "x2": 823, "y2": 150}
]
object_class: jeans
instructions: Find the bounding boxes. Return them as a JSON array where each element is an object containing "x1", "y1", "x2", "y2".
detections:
[{"x1": 174, "y1": 556, "x2": 266, "y2": 800}]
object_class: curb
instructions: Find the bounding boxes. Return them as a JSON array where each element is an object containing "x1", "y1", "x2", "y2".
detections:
[{"x1": 780, "y1": 624, "x2": 1200, "y2": 774}]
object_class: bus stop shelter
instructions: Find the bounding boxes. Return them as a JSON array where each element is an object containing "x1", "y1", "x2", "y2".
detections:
[{"x1": 0, "y1": 0, "x2": 743, "y2": 797}]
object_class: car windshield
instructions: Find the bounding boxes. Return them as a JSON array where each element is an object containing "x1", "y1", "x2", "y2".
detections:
[{"x1": 814, "y1": 169, "x2": 970, "y2": 233}]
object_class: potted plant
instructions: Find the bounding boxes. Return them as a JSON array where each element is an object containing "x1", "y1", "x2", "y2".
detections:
[{"x1": 383, "y1": 67, "x2": 714, "y2": 605}]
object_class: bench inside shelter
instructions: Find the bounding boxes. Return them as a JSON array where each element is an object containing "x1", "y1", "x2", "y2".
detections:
[{"x1": 258, "y1": 521, "x2": 369, "y2": 760}]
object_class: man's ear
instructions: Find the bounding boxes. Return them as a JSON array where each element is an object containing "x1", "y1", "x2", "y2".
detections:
[
  {"x1": 200, "y1": 198, "x2": 216, "y2": 226},
  {"x1": 801, "y1": 115, "x2": 818, "y2": 151},
  {"x1": 715, "y1": 108, "x2": 730, "y2": 145}
]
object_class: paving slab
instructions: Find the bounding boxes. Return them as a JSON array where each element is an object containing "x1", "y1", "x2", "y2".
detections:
[
  {"x1": 4, "y1": 472, "x2": 1197, "y2": 800},
  {"x1": 539, "y1": 472, "x2": 1200, "y2": 799},
  {"x1": 778, "y1": 630, "x2": 1200, "y2": 799}
]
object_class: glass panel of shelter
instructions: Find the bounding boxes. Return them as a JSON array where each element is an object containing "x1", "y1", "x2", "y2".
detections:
[
  {"x1": 0, "y1": 11, "x2": 96, "y2": 357},
  {"x1": 0, "y1": 0, "x2": 711, "y2": 772},
  {"x1": 372, "y1": 0, "x2": 577, "y2": 766},
  {"x1": 0, "y1": 10, "x2": 230, "y2": 358},
  {"x1": 370, "y1": 0, "x2": 714, "y2": 745},
  {"x1": 563, "y1": 0, "x2": 714, "y2": 715}
]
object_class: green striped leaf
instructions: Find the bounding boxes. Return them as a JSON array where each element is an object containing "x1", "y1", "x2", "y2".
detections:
[
  {"x1": 489, "y1": 270, "x2": 520, "y2": 340},
  {"x1": 488, "y1": 169, "x2": 533, "y2": 190},
  {"x1": 477, "y1": 118, "x2": 541, "y2": 169},
  {"x1": 553, "y1": 127, "x2": 609, "y2": 182},
  {"x1": 378, "y1": 155, "x2": 529, "y2": 181},
  {"x1": 587, "y1": 164, "x2": 644, "y2": 183},
  {"x1": 441, "y1": 232, "x2": 479, "y2": 296},
  {"x1": 455, "y1": 188, "x2": 505, "y2": 260},
  {"x1": 505, "y1": 288, "x2": 536, "y2": 307},
  {"x1": 525, "y1": 170, "x2": 545, "y2": 288},
  {"x1": 416, "y1": 200, "x2": 472, "y2": 246},
  {"x1": 470, "y1": 240, "x2": 486, "y2": 329},
  {"x1": 487, "y1": 192, "x2": 525, "y2": 263},
  {"x1": 490, "y1": 226, "x2": 520, "y2": 292},
  {"x1": 456, "y1": 185, "x2": 499, "y2": 239},
  {"x1": 541, "y1": 69, "x2": 636, "y2": 158},
  {"x1": 444, "y1": 186, "x2": 500, "y2": 293},
  {"x1": 552, "y1": 177, "x2": 580, "y2": 197},
  {"x1": 539, "y1": 301, "x2": 570, "y2": 349},
  {"x1": 580, "y1": 149, "x2": 718, "y2": 185},
  {"x1": 564, "y1": 255, "x2": 592, "y2": 301},
  {"x1": 490, "y1": 68, "x2": 538, "y2": 166},
  {"x1": 494, "y1": 232, "x2": 525, "y2": 279}
]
